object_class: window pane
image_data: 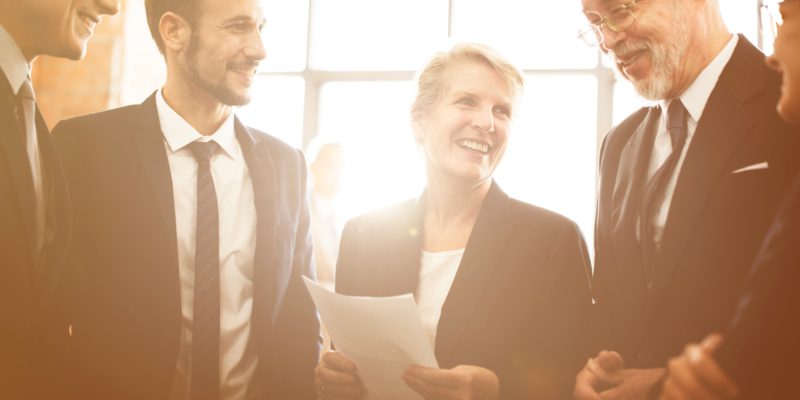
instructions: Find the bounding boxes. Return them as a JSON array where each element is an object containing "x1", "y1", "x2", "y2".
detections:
[
  {"x1": 317, "y1": 81, "x2": 422, "y2": 220},
  {"x1": 613, "y1": 78, "x2": 650, "y2": 125},
  {"x1": 261, "y1": 0, "x2": 310, "y2": 72},
  {"x1": 309, "y1": 0, "x2": 449, "y2": 71},
  {"x1": 451, "y1": 0, "x2": 597, "y2": 69},
  {"x1": 237, "y1": 76, "x2": 305, "y2": 148},
  {"x1": 721, "y1": 0, "x2": 759, "y2": 48},
  {"x1": 494, "y1": 74, "x2": 598, "y2": 248}
]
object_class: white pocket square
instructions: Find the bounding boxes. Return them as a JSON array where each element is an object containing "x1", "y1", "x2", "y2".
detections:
[{"x1": 732, "y1": 162, "x2": 769, "y2": 174}]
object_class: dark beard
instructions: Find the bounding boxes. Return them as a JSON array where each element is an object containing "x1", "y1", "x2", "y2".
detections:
[{"x1": 184, "y1": 32, "x2": 252, "y2": 106}]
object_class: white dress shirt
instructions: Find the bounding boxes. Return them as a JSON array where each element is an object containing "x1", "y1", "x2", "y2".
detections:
[
  {"x1": 416, "y1": 249, "x2": 464, "y2": 350},
  {"x1": 156, "y1": 91, "x2": 259, "y2": 400},
  {"x1": 645, "y1": 34, "x2": 738, "y2": 247}
]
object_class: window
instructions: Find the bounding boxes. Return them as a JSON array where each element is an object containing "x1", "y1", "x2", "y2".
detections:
[{"x1": 121, "y1": 0, "x2": 763, "y2": 252}]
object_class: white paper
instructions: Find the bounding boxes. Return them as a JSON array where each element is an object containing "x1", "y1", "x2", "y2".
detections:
[{"x1": 303, "y1": 276, "x2": 438, "y2": 400}]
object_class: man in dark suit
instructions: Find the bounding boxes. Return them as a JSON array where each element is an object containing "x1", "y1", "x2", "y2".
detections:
[
  {"x1": 659, "y1": 1, "x2": 800, "y2": 398},
  {"x1": 0, "y1": 0, "x2": 119, "y2": 398},
  {"x1": 52, "y1": 0, "x2": 320, "y2": 398},
  {"x1": 573, "y1": 0, "x2": 800, "y2": 398}
]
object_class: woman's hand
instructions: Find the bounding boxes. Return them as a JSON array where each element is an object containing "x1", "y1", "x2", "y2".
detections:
[
  {"x1": 402, "y1": 364, "x2": 500, "y2": 400},
  {"x1": 315, "y1": 351, "x2": 367, "y2": 400}
]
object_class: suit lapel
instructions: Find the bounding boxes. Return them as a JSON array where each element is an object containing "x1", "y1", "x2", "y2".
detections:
[
  {"x1": 0, "y1": 75, "x2": 36, "y2": 259},
  {"x1": 648, "y1": 37, "x2": 764, "y2": 308},
  {"x1": 434, "y1": 182, "x2": 515, "y2": 365},
  {"x1": 131, "y1": 94, "x2": 177, "y2": 239},
  {"x1": 610, "y1": 107, "x2": 660, "y2": 284},
  {"x1": 235, "y1": 119, "x2": 279, "y2": 324}
]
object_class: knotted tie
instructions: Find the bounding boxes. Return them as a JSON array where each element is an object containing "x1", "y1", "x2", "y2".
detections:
[
  {"x1": 188, "y1": 140, "x2": 220, "y2": 400},
  {"x1": 18, "y1": 79, "x2": 45, "y2": 264},
  {"x1": 640, "y1": 100, "x2": 688, "y2": 267}
]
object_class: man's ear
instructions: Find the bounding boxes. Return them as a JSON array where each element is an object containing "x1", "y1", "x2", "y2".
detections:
[{"x1": 159, "y1": 11, "x2": 192, "y2": 53}]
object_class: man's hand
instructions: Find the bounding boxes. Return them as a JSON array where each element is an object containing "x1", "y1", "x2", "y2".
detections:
[
  {"x1": 315, "y1": 351, "x2": 367, "y2": 400},
  {"x1": 402, "y1": 364, "x2": 500, "y2": 400},
  {"x1": 574, "y1": 350, "x2": 664, "y2": 400},
  {"x1": 574, "y1": 350, "x2": 625, "y2": 399},
  {"x1": 660, "y1": 334, "x2": 739, "y2": 400}
]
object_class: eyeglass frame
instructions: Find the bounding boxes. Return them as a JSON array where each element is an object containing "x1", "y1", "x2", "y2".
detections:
[{"x1": 578, "y1": 0, "x2": 641, "y2": 47}]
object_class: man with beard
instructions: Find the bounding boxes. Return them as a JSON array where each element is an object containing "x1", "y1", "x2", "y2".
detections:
[
  {"x1": 0, "y1": 1, "x2": 119, "y2": 398},
  {"x1": 51, "y1": 0, "x2": 320, "y2": 398},
  {"x1": 574, "y1": 0, "x2": 800, "y2": 398},
  {"x1": 659, "y1": 1, "x2": 800, "y2": 398}
]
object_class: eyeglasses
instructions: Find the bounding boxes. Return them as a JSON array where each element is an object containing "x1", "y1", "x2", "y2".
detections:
[{"x1": 578, "y1": 0, "x2": 640, "y2": 47}]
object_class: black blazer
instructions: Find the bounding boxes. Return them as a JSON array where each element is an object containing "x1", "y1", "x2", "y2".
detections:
[
  {"x1": 336, "y1": 182, "x2": 594, "y2": 399},
  {"x1": 52, "y1": 94, "x2": 320, "y2": 400},
  {"x1": 592, "y1": 36, "x2": 800, "y2": 368},
  {"x1": 713, "y1": 171, "x2": 800, "y2": 399},
  {"x1": 0, "y1": 72, "x2": 72, "y2": 398}
]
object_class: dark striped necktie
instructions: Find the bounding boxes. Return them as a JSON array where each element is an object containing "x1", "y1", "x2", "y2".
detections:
[
  {"x1": 188, "y1": 140, "x2": 220, "y2": 400},
  {"x1": 640, "y1": 100, "x2": 688, "y2": 270}
]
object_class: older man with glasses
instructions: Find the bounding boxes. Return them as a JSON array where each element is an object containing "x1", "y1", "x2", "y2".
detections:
[
  {"x1": 574, "y1": 0, "x2": 800, "y2": 398},
  {"x1": 659, "y1": 1, "x2": 800, "y2": 399}
]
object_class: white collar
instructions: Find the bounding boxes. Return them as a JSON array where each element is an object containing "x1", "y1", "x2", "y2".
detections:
[
  {"x1": 0, "y1": 24, "x2": 30, "y2": 95},
  {"x1": 155, "y1": 89, "x2": 238, "y2": 160},
  {"x1": 662, "y1": 34, "x2": 739, "y2": 122}
]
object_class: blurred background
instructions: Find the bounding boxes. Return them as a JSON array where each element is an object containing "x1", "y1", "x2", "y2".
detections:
[{"x1": 32, "y1": 0, "x2": 769, "y2": 251}]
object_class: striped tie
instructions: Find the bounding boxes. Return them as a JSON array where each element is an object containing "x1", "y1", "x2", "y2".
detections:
[
  {"x1": 18, "y1": 79, "x2": 45, "y2": 268},
  {"x1": 640, "y1": 100, "x2": 688, "y2": 271},
  {"x1": 188, "y1": 141, "x2": 220, "y2": 400}
]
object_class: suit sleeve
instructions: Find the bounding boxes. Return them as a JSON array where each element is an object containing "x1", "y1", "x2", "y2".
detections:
[
  {"x1": 501, "y1": 221, "x2": 594, "y2": 399},
  {"x1": 268, "y1": 150, "x2": 321, "y2": 400}
]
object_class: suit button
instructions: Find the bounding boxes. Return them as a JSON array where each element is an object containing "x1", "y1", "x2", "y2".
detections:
[{"x1": 637, "y1": 351, "x2": 652, "y2": 363}]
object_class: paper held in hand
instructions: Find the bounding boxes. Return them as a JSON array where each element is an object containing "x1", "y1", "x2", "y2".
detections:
[{"x1": 303, "y1": 276, "x2": 439, "y2": 400}]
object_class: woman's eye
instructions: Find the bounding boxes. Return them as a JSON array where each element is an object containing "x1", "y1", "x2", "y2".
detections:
[{"x1": 493, "y1": 106, "x2": 511, "y2": 117}]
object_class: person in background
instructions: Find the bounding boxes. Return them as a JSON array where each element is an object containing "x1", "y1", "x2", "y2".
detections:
[
  {"x1": 574, "y1": 0, "x2": 800, "y2": 398},
  {"x1": 660, "y1": 0, "x2": 800, "y2": 398},
  {"x1": 307, "y1": 139, "x2": 346, "y2": 354},
  {"x1": 314, "y1": 43, "x2": 594, "y2": 400},
  {"x1": 0, "y1": 0, "x2": 119, "y2": 398},
  {"x1": 307, "y1": 139, "x2": 346, "y2": 292},
  {"x1": 51, "y1": 0, "x2": 320, "y2": 398}
]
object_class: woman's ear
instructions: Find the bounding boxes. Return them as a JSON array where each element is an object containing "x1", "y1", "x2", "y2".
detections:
[{"x1": 159, "y1": 11, "x2": 192, "y2": 54}]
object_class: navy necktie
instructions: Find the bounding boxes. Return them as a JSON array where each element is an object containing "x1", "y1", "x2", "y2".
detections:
[
  {"x1": 640, "y1": 100, "x2": 688, "y2": 269},
  {"x1": 188, "y1": 141, "x2": 220, "y2": 400}
]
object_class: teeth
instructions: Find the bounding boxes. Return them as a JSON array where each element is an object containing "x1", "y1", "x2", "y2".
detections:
[{"x1": 459, "y1": 140, "x2": 489, "y2": 154}]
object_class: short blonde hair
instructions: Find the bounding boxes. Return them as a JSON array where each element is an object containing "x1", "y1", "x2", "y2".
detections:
[{"x1": 411, "y1": 43, "x2": 524, "y2": 120}]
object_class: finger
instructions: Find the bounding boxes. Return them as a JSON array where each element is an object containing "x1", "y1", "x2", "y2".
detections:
[
  {"x1": 596, "y1": 350, "x2": 625, "y2": 372},
  {"x1": 403, "y1": 371, "x2": 452, "y2": 400},
  {"x1": 666, "y1": 353, "x2": 724, "y2": 400},
  {"x1": 322, "y1": 351, "x2": 358, "y2": 373},
  {"x1": 700, "y1": 334, "x2": 724, "y2": 353},
  {"x1": 316, "y1": 362, "x2": 361, "y2": 386},
  {"x1": 686, "y1": 345, "x2": 738, "y2": 398},
  {"x1": 404, "y1": 365, "x2": 461, "y2": 388}
]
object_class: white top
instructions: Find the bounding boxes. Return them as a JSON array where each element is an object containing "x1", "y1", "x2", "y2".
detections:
[
  {"x1": 416, "y1": 248, "x2": 464, "y2": 350},
  {"x1": 156, "y1": 90, "x2": 259, "y2": 400},
  {"x1": 645, "y1": 34, "x2": 738, "y2": 247}
]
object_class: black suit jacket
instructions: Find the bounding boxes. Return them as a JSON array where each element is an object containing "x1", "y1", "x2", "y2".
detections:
[
  {"x1": 336, "y1": 182, "x2": 594, "y2": 399},
  {"x1": 52, "y1": 94, "x2": 320, "y2": 400},
  {"x1": 593, "y1": 36, "x2": 800, "y2": 368},
  {"x1": 0, "y1": 71, "x2": 72, "y2": 398},
  {"x1": 712, "y1": 171, "x2": 800, "y2": 399}
]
